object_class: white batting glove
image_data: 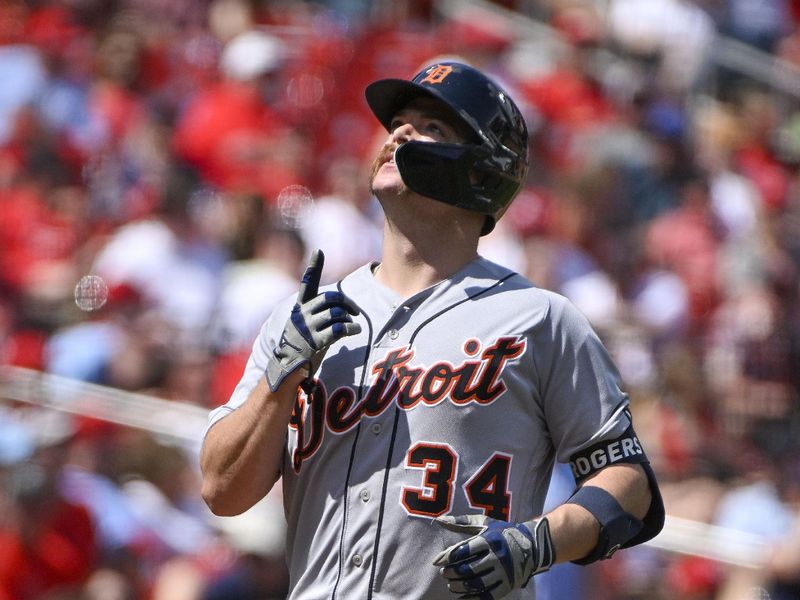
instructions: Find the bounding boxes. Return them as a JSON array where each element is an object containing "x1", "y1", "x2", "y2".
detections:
[
  {"x1": 265, "y1": 249, "x2": 361, "y2": 391},
  {"x1": 433, "y1": 514, "x2": 555, "y2": 599}
]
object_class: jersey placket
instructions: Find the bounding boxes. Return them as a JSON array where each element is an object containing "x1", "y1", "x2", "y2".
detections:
[{"x1": 334, "y1": 293, "x2": 425, "y2": 599}]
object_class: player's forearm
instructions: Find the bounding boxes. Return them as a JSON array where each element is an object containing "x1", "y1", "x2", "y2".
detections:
[
  {"x1": 546, "y1": 463, "x2": 652, "y2": 563},
  {"x1": 200, "y1": 372, "x2": 303, "y2": 516}
]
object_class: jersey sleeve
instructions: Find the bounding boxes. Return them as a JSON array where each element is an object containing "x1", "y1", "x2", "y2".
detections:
[
  {"x1": 532, "y1": 293, "x2": 636, "y2": 469},
  {"x1": 205, "y1": 295, "x2": 294, "y2": 435}
]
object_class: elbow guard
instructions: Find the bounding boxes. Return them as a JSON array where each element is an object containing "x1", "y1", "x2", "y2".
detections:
[
  {"x1": 566, "y1": 462, "x2": 665, "y2": 564},
  {"x1": 567, "y1": 485, "x2": 643, "y2": 564},
  {"x1": 566, "y1": 414, "x2": 665, "y2": 564}
]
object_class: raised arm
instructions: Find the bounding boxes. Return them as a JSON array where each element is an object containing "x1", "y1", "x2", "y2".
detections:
[
  {"x1": 200, "y1": 249, "x2": 360, "y2": 516},
  {"x1": 201, "y1": 370, "x2": 304, "y2": 516}
]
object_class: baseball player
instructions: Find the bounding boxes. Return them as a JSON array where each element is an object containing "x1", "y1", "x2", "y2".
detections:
[{"x1": 201, "y1": 62, "x2": 664, "y2": 599}]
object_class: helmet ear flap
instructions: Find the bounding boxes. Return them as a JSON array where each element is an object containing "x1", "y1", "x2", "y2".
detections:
[{"x1": 470, "y1": 150, "x2": 526, "y2": 203}]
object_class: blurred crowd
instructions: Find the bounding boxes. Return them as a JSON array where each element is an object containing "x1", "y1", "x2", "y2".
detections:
[{"x1": 1, "y1": 0, "x2": 799, "y2": 598}]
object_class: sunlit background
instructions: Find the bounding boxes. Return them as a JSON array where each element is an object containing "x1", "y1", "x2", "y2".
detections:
[{"x1": 1, "y1": 0, "x2": 799, "y2": 599}]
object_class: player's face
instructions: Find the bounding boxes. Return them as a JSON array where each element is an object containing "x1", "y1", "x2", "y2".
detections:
[{"x1": 369, "y1": 97, "x2": 469, "y2": 197}]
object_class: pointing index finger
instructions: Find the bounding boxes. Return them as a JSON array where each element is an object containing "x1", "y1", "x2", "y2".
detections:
[{"x1": 298, "y1": 249, "x2": 325, "y2": 303}]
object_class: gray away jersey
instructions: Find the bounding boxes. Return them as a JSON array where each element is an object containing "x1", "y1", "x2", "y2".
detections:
[{"x1": 207, "y1": 256, "x2": 636, "y2": 600}]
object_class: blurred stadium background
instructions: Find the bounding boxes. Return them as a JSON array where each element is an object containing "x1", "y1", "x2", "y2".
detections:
[{"x1": 1, "y1": 0, "x2": 799, "y2": 598}]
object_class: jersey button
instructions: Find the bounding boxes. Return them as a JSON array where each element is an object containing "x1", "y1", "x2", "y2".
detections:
[
  {"x1": 388, "y1": 329, "x2": 399, "y2": 340},
  {"x1": 352, "y1": 554, "x2": 363, "y2": 567},
  {"x1": 371, "y1": 422, "x2": 382, "y2": 435},
  {"x1": 359, "y1": 489, "x2": 371, "y2": 502}
]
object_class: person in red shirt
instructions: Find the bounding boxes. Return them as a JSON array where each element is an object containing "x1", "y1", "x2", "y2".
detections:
[
  {"x1": 173, "y1": 30, "x2": 300, "y2": 202},
  {"x1": 0, "y1": 460, "x2": 97, "y2": 599}
]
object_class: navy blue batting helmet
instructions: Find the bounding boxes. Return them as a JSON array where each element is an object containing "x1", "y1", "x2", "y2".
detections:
[{"x1": 365, "y1": 61, "x2": 529, "y2": 235}]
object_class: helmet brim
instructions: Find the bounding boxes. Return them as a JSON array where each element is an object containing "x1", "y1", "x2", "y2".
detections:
[{"x1": 365, "y1": 78, "x2": 468, "y2": 134}]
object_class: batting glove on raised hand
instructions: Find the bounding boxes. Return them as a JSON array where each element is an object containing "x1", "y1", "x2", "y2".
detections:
[
  {"x1": 265, "y1": 249, "x2": 361, "y2": 392},
  {"x1": 433, "y1": 514, "x2": 555, "y2": 599}
]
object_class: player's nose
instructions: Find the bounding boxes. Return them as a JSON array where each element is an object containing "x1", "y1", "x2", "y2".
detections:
[{"x1": 390, "y1": 122, "x2": 417, "y2": 144}]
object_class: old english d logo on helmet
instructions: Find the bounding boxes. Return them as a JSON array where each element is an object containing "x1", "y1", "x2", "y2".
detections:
[
  {"x1": 420, "y1": 65, "x2": 454, "y2": 85},
  {"x1": 365, "y1": 61, "x2": 529, "y2": 235}
]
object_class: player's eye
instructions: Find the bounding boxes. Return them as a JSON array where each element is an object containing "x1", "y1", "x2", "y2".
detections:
[{"x1": 424, "y1": 121, "x2": 444, "y2": 135}]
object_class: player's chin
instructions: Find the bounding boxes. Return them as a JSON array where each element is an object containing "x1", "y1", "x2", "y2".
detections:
[{"x1": 369, "y1": 165, "x2": 405, "y2": 197}]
